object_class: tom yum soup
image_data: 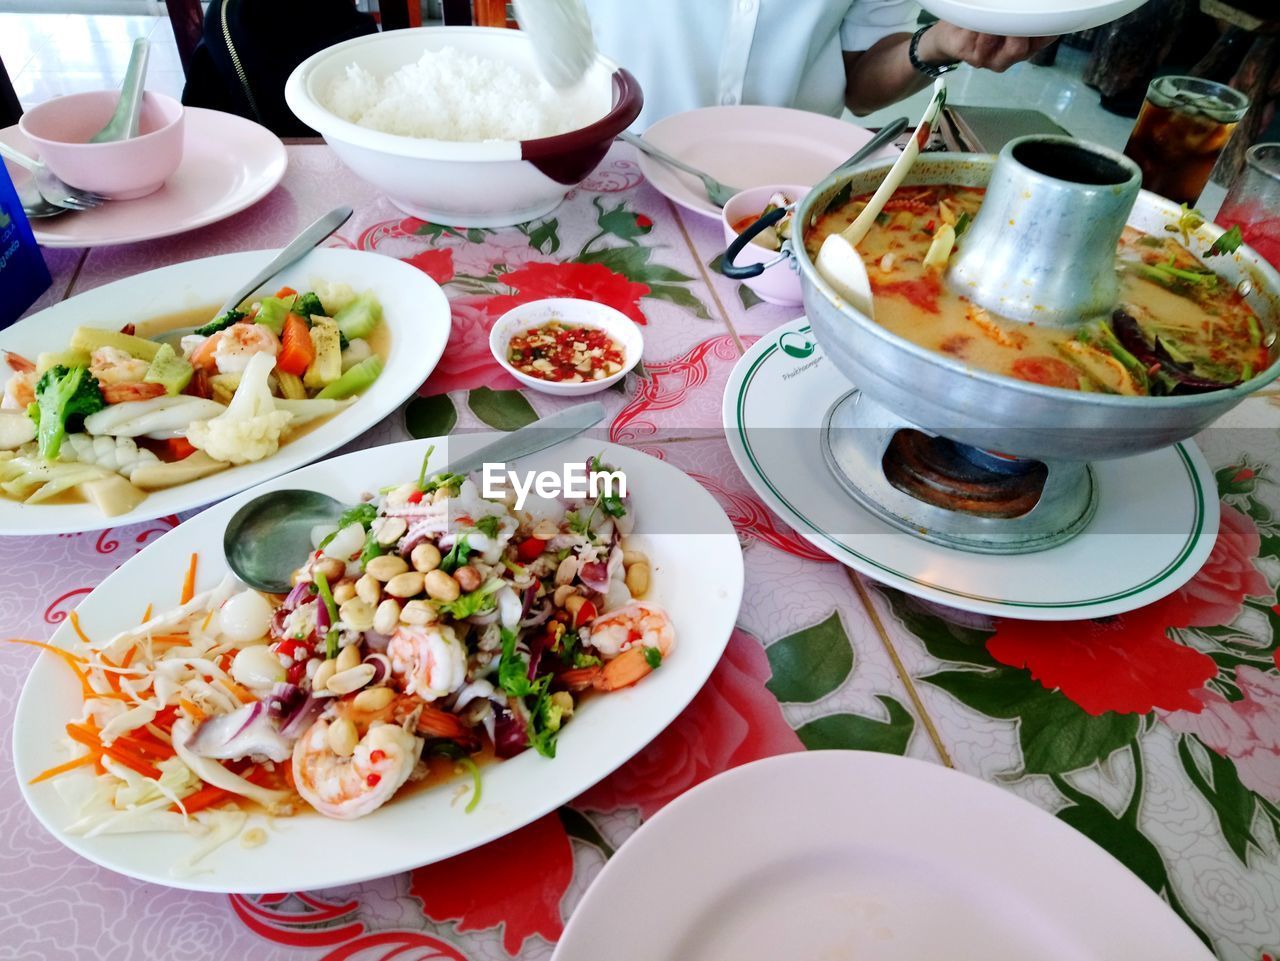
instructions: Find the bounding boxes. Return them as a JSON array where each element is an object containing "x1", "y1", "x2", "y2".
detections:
[{"x1": 806, "y1": 185, "x2": 1269, "y2": 395}]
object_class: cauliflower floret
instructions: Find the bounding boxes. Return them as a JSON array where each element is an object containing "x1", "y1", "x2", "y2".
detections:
[
  {"x1": 187, "y1": 352, "x2": 293, "y2": 465},
  {"x1": 310, "y1": 279, "x2": 358, "y2": 314}
]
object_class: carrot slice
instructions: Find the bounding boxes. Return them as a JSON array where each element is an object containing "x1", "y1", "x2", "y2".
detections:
[
  {"x1": 180, "y1": 553, "x2": 198, "y2": 604},
  {"x1": 179, "y1": 697, "x2": 206, "y2": 722},
  {"x1": 140, "y1": 604, "x2": 153, "y2": 624},
  {"x1": 277, "y1": 314, "x2": 315, "y2": 376},
  {"x1": 7, "y1": 639, "x2": 94, "y2": 698},
  {"x1": 220, "y1": 678, "x2": 255, "y2": 704},
  {"x1": 172, "y1": 784, "x2": 235, "y2": 814},
  {"x1": 113, "y1": 732, "x2": 175, "y2": 760},
  {"x1": 65, "y1": 724, "x2": 160, "y2": 778},
  {"x1": 29, "y1": 753, "x2": 95, "y2": 784},
  {"x1": 274, "y1": 286, "x2": 297, "y2": 299},
  {"x1": 67, "y1": 610, "x2": 92, "y2": 646}
]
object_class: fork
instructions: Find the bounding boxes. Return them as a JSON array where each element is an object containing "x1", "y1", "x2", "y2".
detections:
[
  {"x1": 618, "y1": 131, "x2": 742, "y2": 207},
  {"x1": 0, "y1": 141, "x2": 107, "y2": 211}
]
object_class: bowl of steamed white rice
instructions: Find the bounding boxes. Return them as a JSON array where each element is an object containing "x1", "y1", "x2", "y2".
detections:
[{"x1": 285, "y1": 27, "x2": 642, "y2": 228}]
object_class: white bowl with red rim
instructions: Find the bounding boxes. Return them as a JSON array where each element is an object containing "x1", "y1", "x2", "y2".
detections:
[
  {"x1": 489, "y1": 297, "x2": 643, "y2": 396},
  {"x1": 285, "y1": 26, "x2": 642, "y2": 228}
]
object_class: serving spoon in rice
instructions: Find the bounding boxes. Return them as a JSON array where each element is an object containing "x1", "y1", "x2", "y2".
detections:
[{"x1": 513, "y1": 0, "x2": 597, "y2": 89}]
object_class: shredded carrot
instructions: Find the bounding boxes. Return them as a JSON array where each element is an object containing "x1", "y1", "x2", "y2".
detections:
[
  {"x1": 180, "y1": 553, "x2": 198, "y2": 605},
  {"x1": 220, "y1": 678, "x2": 255, "y2": 704},
  {"x1": 7, "y1": 639, "x2": 95, "y2": 698},
  {"x1": 67, "y1": 610, "x2": 92, "y2": 646},
  {"x1": 29, "y1": 753, "x2": 95, "y2": 784},
  {"x1": 179, "y1": 697, "x2": 206, "y2": 722},
  {"x1": 65, "y1": 724, "x2": 160, "y2": 778},
  {"x1": 200, "y1": 610, "x2": 214, "y2": 632},
  {"x1": 121, "y1": 647, "x2": 137, "y2": 669},
  {"x1": 172, "y1": 784, "x2": 235, "y2": 814},
  {"x1": 113, "y1": 731, "x2": 176, "y2": 760},
  {"x1": 140, "y1": 604, "x2": 153, "y2": 624}
]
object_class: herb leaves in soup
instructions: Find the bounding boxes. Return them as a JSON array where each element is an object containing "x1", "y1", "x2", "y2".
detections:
[{"x1": 807, "y1": 185, "x2": 1268, "y2": 395}]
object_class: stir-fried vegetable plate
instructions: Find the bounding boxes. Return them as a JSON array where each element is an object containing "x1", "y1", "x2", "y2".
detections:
[
  {"x1": 14, "y1": 436, "x2": 743, "y2": 892},
  {"x1": 0, "y1": 248, "x2": 451, "y2": 535}
]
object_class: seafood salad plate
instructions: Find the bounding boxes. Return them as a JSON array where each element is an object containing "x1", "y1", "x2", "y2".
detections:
[
  {"x1": 0, "y1": 247, "x2": 451, "y2": 535},
  {"x1": 12, "y1": 435, "x2": 743, "y2": 892}
]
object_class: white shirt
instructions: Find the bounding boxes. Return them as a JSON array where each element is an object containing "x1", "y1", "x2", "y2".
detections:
[{"x1": 584, "y1": 0, "x2": 920, "y2": 129}]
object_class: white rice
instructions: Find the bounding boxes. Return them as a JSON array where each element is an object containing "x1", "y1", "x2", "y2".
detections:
[{"x1": 325, "y1": 46, "x2": 606, "y2": 142}]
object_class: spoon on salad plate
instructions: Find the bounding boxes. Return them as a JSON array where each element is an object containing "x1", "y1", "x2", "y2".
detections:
[
  {"x1": 224, "y1": 401, "x2": 608, "y2": 592},
  {"x1": 151, "y1": 205, "x2": 354, "y2": 348}
]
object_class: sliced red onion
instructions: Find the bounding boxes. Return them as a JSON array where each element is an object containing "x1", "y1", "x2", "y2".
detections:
[
  {"x1": 315, "y1": 596, "x2": 330, "y2": 636},
  {"x1": 579, "y1": 559, "x2": 610, "y2": 593},
  {"x1": 520, "y1": 600, "x2": 552, "y2": 629},
  {"x1": 283, "y1": 581, "x2": 312, "y2": 611},
  {"x1": 187, "y1": 702, "x2": 292, "y2": 762},
  {"x1": 279, "y1": 694, "x2": 326, "y2": 740},
  {"x1": 494, "y1": 704, "x2": 528, "y2": 759},
  {"x1": 364, "y1": 630, "x2": 392, "y2": 653},
  {"x1": 454, "y1": 679, "x2": 496, "y2": 712},
  {"x1": 268, "y1": 608, "x2": 290, "y2": 641},
  {"x1": 526, "y1": 632, "x2": 547, "y2": 681},
  {"x1": 468, "y1": 608, "x2": 501, "y2": 627},
  {"x1": 266, "y1": 682, "x2": 305, "y2": 721},
  {"x1": 363, "y1": 652, "x2": 391, "y2": 685},
  {"x1": 519, "y1": 584, "x2": 538, "y2": 620}
]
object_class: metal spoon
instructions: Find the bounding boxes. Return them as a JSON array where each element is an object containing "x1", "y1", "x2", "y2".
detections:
[
  {"x1": 224, "y1": 401, "x2": 607, "y2": 592},
  {"x1": 18, "y1": 181, "x2": 69, "y2": 219},
  {"x1": 152, "y1": 205, "x2": 354, "y2": 347},
  {"x1": 619, "y1": 131, "x2": 742, "y2": 208},
  {"x1": 89, "y1": 38, "x2": 150, "y2": 143}
]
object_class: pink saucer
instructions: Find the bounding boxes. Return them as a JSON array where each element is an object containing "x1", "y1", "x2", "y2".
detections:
[{"x1": 1, "y1": 107, "x2": 287, "y2": 248}]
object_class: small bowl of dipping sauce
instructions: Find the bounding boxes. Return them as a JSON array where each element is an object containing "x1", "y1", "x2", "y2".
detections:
[
  {"x1": 722, "y1": 184, "x2": 809, "y2": 307},
  {"x1": 490, "y1": 297, "x2": 643, "y2": 396},
  {"x1": 19, "y1": 90, "x2": 185, "y2": 200}
]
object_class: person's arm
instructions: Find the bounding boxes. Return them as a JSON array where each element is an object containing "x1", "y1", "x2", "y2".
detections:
[{"x1": 843, "y1": 22, "x2": 1055, "y2": 116}]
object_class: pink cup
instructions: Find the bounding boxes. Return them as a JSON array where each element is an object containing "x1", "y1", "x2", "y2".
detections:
[
  {"x1": 19, "y1": 90, "x2": 185, "y2": 200},
  {"x1": 721, "y1": 185, "x2": 810, "y2": 307}
]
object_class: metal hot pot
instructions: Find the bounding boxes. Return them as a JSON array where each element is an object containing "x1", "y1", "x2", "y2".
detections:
[{"x1": 722, "y1": 135, "x2": 1280, "y2": 553}]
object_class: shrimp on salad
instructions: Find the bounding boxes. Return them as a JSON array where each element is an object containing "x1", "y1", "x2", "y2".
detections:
[{"x1": 24, "y1": 450, "x2": 673, "y2": 847}]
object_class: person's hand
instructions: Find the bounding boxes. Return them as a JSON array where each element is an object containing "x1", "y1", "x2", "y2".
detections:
[{"x1": 917, "y1": 22, "x2": 1057, "y2": 73}]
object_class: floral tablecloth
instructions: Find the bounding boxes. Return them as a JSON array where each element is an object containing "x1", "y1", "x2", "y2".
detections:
[{"x1": 3, "y1": 143, "x2": 1279, "y2": 961}]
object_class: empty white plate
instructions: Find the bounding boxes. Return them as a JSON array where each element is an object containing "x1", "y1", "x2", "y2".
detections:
[{"x1": 918, "y1": 0, "x2": 1150, "y2": 38}]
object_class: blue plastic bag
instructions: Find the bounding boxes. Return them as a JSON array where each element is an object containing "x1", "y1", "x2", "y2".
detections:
[{"x1": 0, "y1": 163, "x2": 53, "y2": 329}]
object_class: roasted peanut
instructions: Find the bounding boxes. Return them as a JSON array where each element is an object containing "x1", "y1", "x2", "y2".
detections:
[
  {"x1": 339, "y1": 597, "x2": 376, "y2": 632},
  {"x1": 532, "y1": 518, "x2": 559, "y2": 540},
  {"x1": 327, "y1": 717, "x2": 358, "y2": 757},
  {"x1": 424, "y1": 570, "x2": 460, "y2": 601},
  {"x1": 355, "y1": 573, "x2": 382, "y2": 606},
  {"x1": 374, "y1": 598, "x2": 402, "y2": 635},
  {"x1": 313, "y1": 557, "x2": 346, "y2": 582},
  {"x1": 625, "y1": 562, "x2": 650, "y2": 598},
  {"x1": 335, "y1": 641, "x2": 363, "y2": 673},
  {"x1": 553, "y1": 584, "x2": 576, "y2": 607},
  {"x1": 385, "y1": 570, "x2": 425, "y2": 598},
  {"x1": 375, "y1": 516, "x2": 408, "y2": 547},
  {"x1": 424, "y1": 569, "x2": 461, "y2": 602},
  {"x1": 327, "y1": 663, "x2": 375, "y2": 695},
  {"x1": 564, "y1": 594, "x2": 588, "y2": 617},
  {"x1": 353, "y1": 686, "x2": 396, "y2": 712},
  {"x1": 332, "y1": 579, "x2": 357, "y2": 605},
  {"x1": 554, "y1": 556, "x2": 578, "y2": 586},
  {"x1": 622, "y1": 550, "x2": 648, "y2": 567},
  {"x1": 411, "y1": 542, "x2": 442, "y2": 573},
  {"x1": 400, "y1": 599, "x2": 437, "y2": 625},
  {"x1": 454, "y1": 565, "x2": 482, "y2": 593},
  {"x1": 365, "y1": 554, "x2": 409, "y2": 582},
  {"x1": 312, "y1": 658, "x2": 337, "y2": 693}
]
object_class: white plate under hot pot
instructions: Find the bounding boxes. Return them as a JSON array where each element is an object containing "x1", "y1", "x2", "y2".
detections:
[{"x1": 722, "y1": 318, "x2": 1219, "y2": 621}]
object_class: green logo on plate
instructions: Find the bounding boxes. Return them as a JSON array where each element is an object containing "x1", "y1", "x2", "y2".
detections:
[{"x1": 779, "y1": 331, "x2": 816, "y2": 359}]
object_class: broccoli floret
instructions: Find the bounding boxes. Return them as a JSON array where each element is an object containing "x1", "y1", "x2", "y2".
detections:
[
  {"x1": 28, "y1": 365, "x2": 106, "y2": 461},
  {"x1": 194, "y1": 308, "x2": 246, "y2": 337},
  {"x1": 292, "y1": 292, "x2": 326, "y2": 319}
]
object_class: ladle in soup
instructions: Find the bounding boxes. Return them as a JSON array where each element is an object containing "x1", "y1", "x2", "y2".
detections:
[{"x1": 813, "y1": 79, "x2": 947, "y2": 317}]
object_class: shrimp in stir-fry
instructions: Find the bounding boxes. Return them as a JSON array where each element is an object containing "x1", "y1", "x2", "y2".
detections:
[
  {"x1": 2, "y1": 369, "x2": 36, "y2": 409},
  {"x1": 566, "y1": 602, "x2": 676, "y2": 692},
  {"x1": 89, "y1": 346, "x2": 150, "y2": 386},
  {"x1": 213, "y1": 323, "x2": 280, "y2": 375},
  {"x1": 388, "y1": 624, "x2": 467, "y2": 701},
  {"x1": 292, "y1": 718, "x2": 422, "y2": 820}
]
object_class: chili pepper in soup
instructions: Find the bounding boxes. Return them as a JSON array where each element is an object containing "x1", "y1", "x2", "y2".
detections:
[
  {"x1": 806, "y1": 185, "x2": 1270, "y2": 395},
  {"x1": 507, "y1": 321, "x2": 626, "y2": 384}
]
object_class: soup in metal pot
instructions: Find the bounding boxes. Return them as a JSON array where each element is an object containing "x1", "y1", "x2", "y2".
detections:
[{"x1": 806, "y1": 185, "x2": 1268, "y2": 395}]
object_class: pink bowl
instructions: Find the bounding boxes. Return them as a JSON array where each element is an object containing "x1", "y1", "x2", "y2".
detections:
[
  {"x1": 721, "y1": 185, "x2": 810, "y2": 307},
  {"x1": 19, "y1": 90, "x2": 185, "y2": 200}
]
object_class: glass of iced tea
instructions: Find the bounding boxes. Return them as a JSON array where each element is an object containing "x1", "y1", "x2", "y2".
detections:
[
  {"x1": 1123, "y1": 75, "x2": 1249, "y2": 206},
  {"x1": 1218, "y1": 143, "x2": 1280, "y2": 270}
]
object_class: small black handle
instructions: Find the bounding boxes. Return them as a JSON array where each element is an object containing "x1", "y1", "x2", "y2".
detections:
[{"x1": 720, "y1": 206, "x2": 790, "y2": 280}]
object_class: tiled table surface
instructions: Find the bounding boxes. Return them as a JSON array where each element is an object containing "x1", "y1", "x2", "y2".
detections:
[{"x1": 2, "y1": 143, "x2": 1279, "y2": 961}]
